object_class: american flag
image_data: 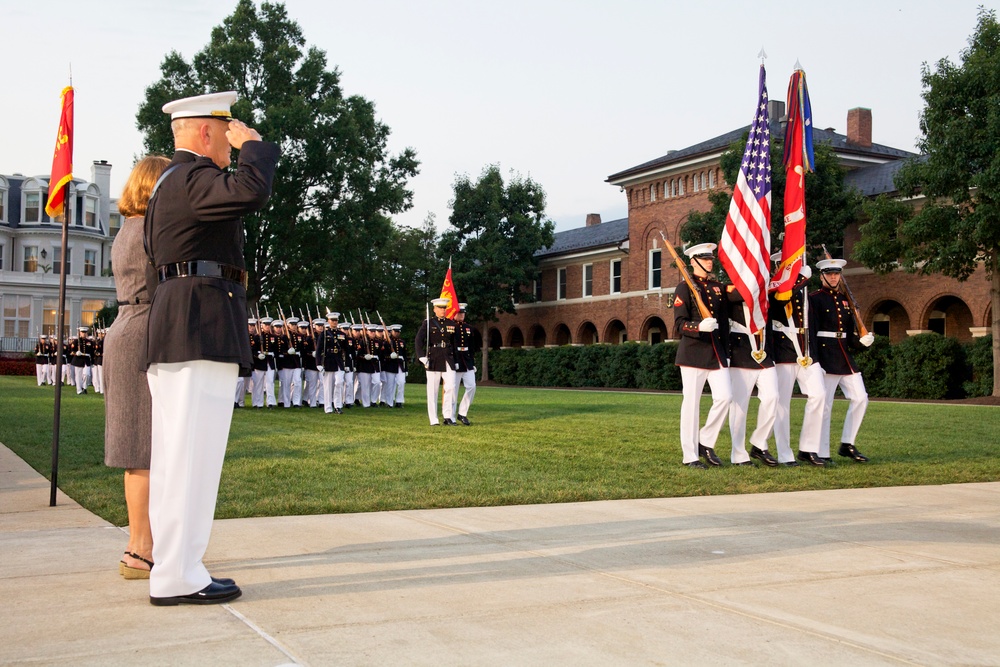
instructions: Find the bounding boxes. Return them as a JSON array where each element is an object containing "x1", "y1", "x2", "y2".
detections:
[{"x1": 719, "y1": 65, "x2": 772, "y2": 333}]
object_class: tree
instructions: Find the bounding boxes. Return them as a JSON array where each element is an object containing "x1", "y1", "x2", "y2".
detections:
[
  {"x1": 135, "y1": 0, "x2": 419, "y2": 310},
  {"x1": 683, "y1": 136, "x2": 863, "y2": 270},
  {"x1": 854, "y1": 8, "x2": 1000, "y2": 397},
  {"x1": 438, "y1": 165, "x2": 555, "y2": 380}
]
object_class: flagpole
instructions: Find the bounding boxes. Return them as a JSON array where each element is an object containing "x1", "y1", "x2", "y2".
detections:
[{"x1": 50, "y1": 183, "x2": 70, "y2": 506}]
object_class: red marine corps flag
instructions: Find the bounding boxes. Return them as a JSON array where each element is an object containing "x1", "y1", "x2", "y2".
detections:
[
  {"x1": 45, "y1": 86, "x2": 75, "y2": 218},
  {"x1": 440, "y1": 257, "x2": 460, "y2": 319},
  {"x1": 719, "y1": 65, "x2": 772, "y2": 333},
  {"x1": 771, "y1": 65, "x2": 814, "y2": 300}
]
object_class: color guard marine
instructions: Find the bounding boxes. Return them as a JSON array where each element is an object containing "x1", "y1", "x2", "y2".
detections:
[
  {"x1": 452, "y1": 303, "x2": 479, "y2": 426},
  {"x1": 809, "y1": 258, "x2": 874, "y2": 463},
  {"x1": 672, "y1": 243, "x2": 731, "y2": 469},
  {"x1": 415, "y1": 297, "x2": 459, "y2": 426}
]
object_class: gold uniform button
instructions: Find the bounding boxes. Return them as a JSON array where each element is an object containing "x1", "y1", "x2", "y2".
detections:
[{"x1": 228, "y1": 291, "x2": 233, "y2": 298}]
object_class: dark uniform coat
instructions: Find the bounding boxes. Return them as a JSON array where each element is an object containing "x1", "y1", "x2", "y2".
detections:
[
  {"x1": 727, "y1": 287, "x2": 774, "y2": 369},
  {"x1": 809, "y1": 286, "x2": 861, "y2": 375},
  {"x1": 453, "y1": 321, "x2": 480, "y2": 373},
  {"x1": 768, "y1": 276, "x2": 811, "y2": 365},
  {"x1": 143, "y1": 142, "x2": 279, "y2": 374},
  {"x1": 673, "y1": 277, "x2": 729, "y2": 370},
  {"x1": 68, "y1": 336, "x2": 95, "y2": 368},
  {"x1": 414, "y1": 316, "x2": 457, "y2": 372}
]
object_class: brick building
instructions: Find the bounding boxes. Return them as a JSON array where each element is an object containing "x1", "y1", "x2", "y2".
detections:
[{"x1": 489, "y1": 103, "x2": 993, "y2": 349}]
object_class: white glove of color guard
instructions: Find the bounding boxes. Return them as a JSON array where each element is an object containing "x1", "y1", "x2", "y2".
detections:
[
  {"x1": 697, "y1": 317, "x2": 718, "y2": 332},
  {"x1": 419, "y1": 356, "x2": 428, "y2": 368},
  {"x1": 860, "y1": 333, "x2": 875, "y2": 347},
  {"x1": 364, "y1": 354, "x2": 373, "y2": 360},
  {"x1": 390, "y1": 352, "x2": 398, "y2": 359}
]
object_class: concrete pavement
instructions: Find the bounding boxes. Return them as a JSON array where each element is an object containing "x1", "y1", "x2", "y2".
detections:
[{"x1": 2, "y1": 441, "x2": 999, "y2": 666}]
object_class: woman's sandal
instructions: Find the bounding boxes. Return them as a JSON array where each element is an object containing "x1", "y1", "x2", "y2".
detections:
[{"x1": 121, "y1": 551, "x2": 154, "y2": 580}]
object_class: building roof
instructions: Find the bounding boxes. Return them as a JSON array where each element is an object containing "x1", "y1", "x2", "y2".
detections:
[
  {"x1": 843, "y1": 155, "x2": 929, "y2": 197},
  {"x1": 535, "y1": 217, "x2": 629, "y2": 258},
  {"x1": 606, "y1": 122, "x2": 918, "y2": 184}
]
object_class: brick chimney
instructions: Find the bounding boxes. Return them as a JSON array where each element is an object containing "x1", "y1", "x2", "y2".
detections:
[
  {"x1": 585, "y1": 213, "x2": 602, "y2": 227},
  {"x1": 847, "y1": 108, "x2": 872, "y2": 147}
]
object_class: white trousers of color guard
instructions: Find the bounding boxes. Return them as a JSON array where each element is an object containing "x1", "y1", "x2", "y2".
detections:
[
  {"x1": 679, "y1": 366, "x2": 731, "y2": 464},
  {"x1": 820, "y1": 372, "x2": 869, "y2": 458},
  {"x1": 425, "y1": 364, "x2": 457, "y2": 425},
  {"x1": 728, "y1": 366, "x2": 777, "y2": 463},
  {"x1": 774, "y1": 362, "x2": 825, "y2": 461},
  {"x1": 147, "y1": 360, "x2": 237, "y2": 598}
]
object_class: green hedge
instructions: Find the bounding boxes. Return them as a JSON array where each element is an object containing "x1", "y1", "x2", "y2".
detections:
[{"x1": 487, "y1": 334, "x2": 994, "y2": 399}]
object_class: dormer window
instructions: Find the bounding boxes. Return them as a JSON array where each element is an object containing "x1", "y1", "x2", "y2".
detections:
[
  {"x1": 25, "y1": 192, "x2": 42, "y2": 222},
  {"x1": 84, "y1": 197, "x2": 97, "y2": 228}
]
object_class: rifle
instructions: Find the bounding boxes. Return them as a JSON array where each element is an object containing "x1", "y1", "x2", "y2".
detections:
[
  {"x1": 821, "y1": 245, "x2": 869, "y2": 337},
  {"x1": 659, "y1": 231, "x2": 712, "y2": 320}
]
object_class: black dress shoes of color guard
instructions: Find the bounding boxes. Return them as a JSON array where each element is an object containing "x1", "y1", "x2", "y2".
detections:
[
  {"x1": 797, "y1": 451, "x2": 826, "y2": 466},
  {"x1": 457, "y1": 415, "x2": 471, "y2": 426},
  {"x1": 698, "y1": 444, "x2": 722, "y2": 467},
  {"x1": 150, "y1": 580, "x2": 241, "y2": 606},
  {"x1": 750, "y1": 446, "x2": 779, "y2": 467},
  {"x1": 839, "y1": 443, "x2": 869, "y2": 462}
]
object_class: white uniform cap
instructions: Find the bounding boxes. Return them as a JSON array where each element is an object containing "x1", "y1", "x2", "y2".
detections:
[
  {"x1": 684, "y1": 242, "x2": 717, "y2": 258},
  {"x1": 326, "y1": 311, "x2": 340, "y2": 320},
  {"x1": 40, "y1": 334, "x2": 48, "y2": 339},
  {"x1": 248, "y1": 318, "x2": 257, "y2": 324},
  {"x1": 352, "y1": 324, "x2": 364, "y2": 330},
  {"x1": 390, "y1": 324, "x2": 402, "y2": 331},
  {"x1": 458, "y1": 302, "x2": 468, "y2": 313},
  {"x1": 770, "y1": 251, "x2": 783, "y2": 263},
  {"x1": 286, "y1": 316, "x2": 299, "y2": 324},
  {"x1": 259, "y1": 316, "x2": 273, "y2": 324},
  {"x1": 272, "y1": 320, "x2": 285, "y2": 327},
  {"x1": 816, "y1": 258, "x2": 847, "y2": 272},
  {"x1": 78, "y1": 326, "x2": 89, "y2": 332},
  {"x1": 312, "y1": 318, "x2": 325, "y2": 326},
  {"x1": 431, "y1": 297, "x2": 450, "y2": 307},
  {"x1": 162, "y1": 91, "x2": 237, "y2": 121}
]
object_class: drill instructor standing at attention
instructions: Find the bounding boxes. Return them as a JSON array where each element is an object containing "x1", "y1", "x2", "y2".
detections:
[{"x1": 143, "y1": 91, "x2": 279, "y2": 606}]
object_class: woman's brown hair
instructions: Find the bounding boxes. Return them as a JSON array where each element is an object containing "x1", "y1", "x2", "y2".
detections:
[{"x1": 116, "y1": 155, "x2": 170, "y2": 218}]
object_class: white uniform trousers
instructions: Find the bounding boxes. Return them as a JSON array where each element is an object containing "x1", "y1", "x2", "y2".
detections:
[
  {"x1": 820, "y1": 372, "x2": 869, "y2": 458},
  {"x1": 62, "y1": 362, "x2": 72, "y2": 386},
  {"x1": 48, "y1": 363, "x2": 57, "y2": 385},
  {"x1": 679, "y1": 366, "x2": 731, "y2": 464},
  {"x1": 425, "y1": 365, "x2": 457, "y2": 425},
  {"x1": 147, "y1": 360, "x2": 237, "y2": 598},
  {"x1": 234, "y1": 377, "x2": 245, "y2": 406},
  {"x1": 453, "y1": 369, "x2": 477, "y2": 418},
  {"x1": 264, "y1": 367, "x2": 277, "y2": 406},
  {"x1": 36, "y1": 364, "x2": 47, "y2": 386},
  {"x1": 774, "y1": 362, "x2": 825, "y2": 461},
  {"x1": 322, "y1": 370, "x2": 345, "y2": 412},
  {"x1": 357, "y1": 372, "x2": 374, "y2": 407},
  {"x1": 316, "y1": 370, "x2": 326, "y2": 406},
  {"x1": 290, "y1": 367, "x2": 303, "y2": 406},
  {"x1": 370, "y1": 371, "x2": 383, "y2": 405},
  {"x1": 303, "y1": 369, "x2": 320, "y2": 407},
  {"x1": 74, "y1": 366, "x2": 90, "y2": 394},
  {"x1": 343, "y1": 370, "x2": 355, "y2": 405},
  {"x1": 251, "y1": 369, "x2": 266, "y2": 407},
  {"x1": 381, "y1": 370, "x2": 397, "y2": 407},
  {"x1": 394, "y1": 370, "x2": 406, "y2": 405},
  {"x1": 92, "y1": 365, "x2": 103, "y2": 393},
  {"x1": 728, "y1": 366, "x2": 777, "y2": 463}
]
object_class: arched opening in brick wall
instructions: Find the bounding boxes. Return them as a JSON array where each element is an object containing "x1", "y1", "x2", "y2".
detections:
[
  {"x1": 554, "y1": 323, "x2": 571, "y2": 345},
  {"x1": 868, "y1": 300, "x2": 910, "y2": 342},
  {"x1": 924, "y1": 295, "x2": 974, "y2": 341},
  {"x1": 577, "y1": 321, "x2": 599, "y2": 345},
  {"x1": 641, "y1": 316, "x2": 668, "y2": 344},
  {"x1": 529, "y1": 324, "x2": 547, "y2": 348},
  {"x1": 603, "y1": 319, "x2": 627, "y2": 344},
  {"x1": 507, "y1": 327, "x2": 524, "y2": 348},
  {"x1": 488, "y1": 327, "x2": 503, "y2": 350}
]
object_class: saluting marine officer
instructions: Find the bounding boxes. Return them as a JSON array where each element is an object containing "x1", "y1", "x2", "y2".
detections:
[
  {"x1": 143, "y1": 91, "x2": 278, "y2": 605},
  {"x1": 673, "y1": 243, "x2": 731, "y2": 468},
  {"x1": 415, "y1": 297, "x2": 458, "y2": 426},
  {"x1": 809, "y1": 258, "x2": 874, "y2": 463}
]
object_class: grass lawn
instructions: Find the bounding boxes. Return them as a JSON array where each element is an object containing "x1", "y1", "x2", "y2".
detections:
[{"x1": 2, "y1": 375, "x2": 998, "y2": 526}]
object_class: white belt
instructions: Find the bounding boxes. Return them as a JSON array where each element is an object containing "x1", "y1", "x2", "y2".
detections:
[
  {"x1": 772, "y1": 321, "x2": 806, "y2": 335},
  {"x1": 817, "y1": 331, "x2": 847, "y2": 339},
  {"x1": 457, "y1": 346, "x2": 469, "y2": 351}
]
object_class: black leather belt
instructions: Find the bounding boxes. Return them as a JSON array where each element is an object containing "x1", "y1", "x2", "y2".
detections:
[
  {"x1": 117, "y1": 298, "x2": 150, "y2": 306},
  {"x1": 157, "y1": 261, "x2": 247, "y2": 287}
]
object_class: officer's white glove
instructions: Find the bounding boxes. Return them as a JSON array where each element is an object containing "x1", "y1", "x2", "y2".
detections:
[
  {"x1": 419, "y1": 356, "x2": 428, "y2": 368},
  {"x1": 404, "y1": 372, "x2": 408, "y2": 377},
  {"x1": 257, "y1": 353, "x2": 266, "y2": 360},
  {"x1": 473, "y1": 366, "x2": 477, "y2": 373},
  {"x1": 697, "y1": 318, "x2": 718, "y2": 332},
  {"x1": 287, "y1": 348, "x2": 296, "y2": 355},
  {"x1": 364, "y1": 354, "x2": 373, "y2": 360},
  {"x1": 313, "y1": 351, "x2": 319, "y2": 359},
  {"x1": 860, "y1": 333, "x2": 875, "y2": 347},
  {"x1": 390, "y1": 352, "x2": 398, "y2": 359}
]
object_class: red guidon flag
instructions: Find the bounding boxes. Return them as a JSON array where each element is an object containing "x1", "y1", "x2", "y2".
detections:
[
  {"x1": 45, "y1": 86, "x2": 75, "y2": 219},
  {"x1": 440, "y1": 258, "x2": 459, "y2": 319},
  {"x1": 719, "y1": 65, "x2": 771, "y2": 333}
]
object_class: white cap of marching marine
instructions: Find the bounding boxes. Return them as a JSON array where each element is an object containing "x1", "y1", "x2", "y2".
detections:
[
  {"x1": 816, "y1": 258, "x2": 847, "y2": 272},
  {"x1": 326, "y1": 311, "x2": 340, "y2": 320},
  {"x1": 770, "y1": 251, "x2": 783, "y2": 263},
  {"x1": 431, "y1": 297, "x2": 449, "y2": 307},
  {"x1": 684, "y1": 242, "x2": 717, "y2": 258},
  {"x1": 248, "y1": 317, "x2": 257, "y2": 324},
  {"x1": 162, "y1": 91, "x2": 237, "y2": 121}
]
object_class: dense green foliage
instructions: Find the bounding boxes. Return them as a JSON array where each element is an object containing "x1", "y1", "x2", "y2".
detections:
[
  {"x1": 855, "y1": 8, "x2": 1000, "y2": 396},
  {"x1": 136, "y1": 0, "x2": 420, "y2": 317},
  {"x1": 490, "y1": 334, "x2": 993, "y2": 399},
  {"x1": 2, "y1": 377, "x2": 997, "y2": 526}
]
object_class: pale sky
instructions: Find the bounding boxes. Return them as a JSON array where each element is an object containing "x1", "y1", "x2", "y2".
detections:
[{"x1": 1, "y1": 0, "x2": 993, "y2": 232}]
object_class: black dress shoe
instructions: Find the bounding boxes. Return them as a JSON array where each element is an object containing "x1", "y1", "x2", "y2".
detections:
[
  {"x1": 821, "y1": 457, "x2": 835, "y2": 465},
  {"x1": 211, "y1": 576, "x2": 236, "y2": 586},
  {"x1": 781, "y1": 460, "x2": 801, "y2": 467},
  {"x1": 443, "y1": 418, "x2": 456, "y2": 426},
  {"x1": 750, "y1": 446, "x2": 779, "y2": 467},
  {"x1": 733, "y1": 460, "x2": 757, "y2": 467},
  {"x1": 457, "y1": 415, "x2": 471, "y2": 426},
  {"x1": 150, "y1": 581, "x2": 241, "y2": 606},
  {"x1": 839, "y1": 443, "x2": 869, "y2": 463},
  {"x1": 335, "y1": 408, "x2": 342, "y2": 414},
  {"x1": 685, "y1": 460, "x2": 708, "y2": 469},
  {"x1": 698, "y1": 444, "x2": 722, "y2": 467},
  {"x1": 797, "y1": 451, "x2": 826, "y2": 466}
]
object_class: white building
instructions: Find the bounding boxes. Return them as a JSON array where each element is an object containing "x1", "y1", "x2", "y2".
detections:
[{"x1": 0, "y1": 161, "x2": 119, "y2": 351}]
